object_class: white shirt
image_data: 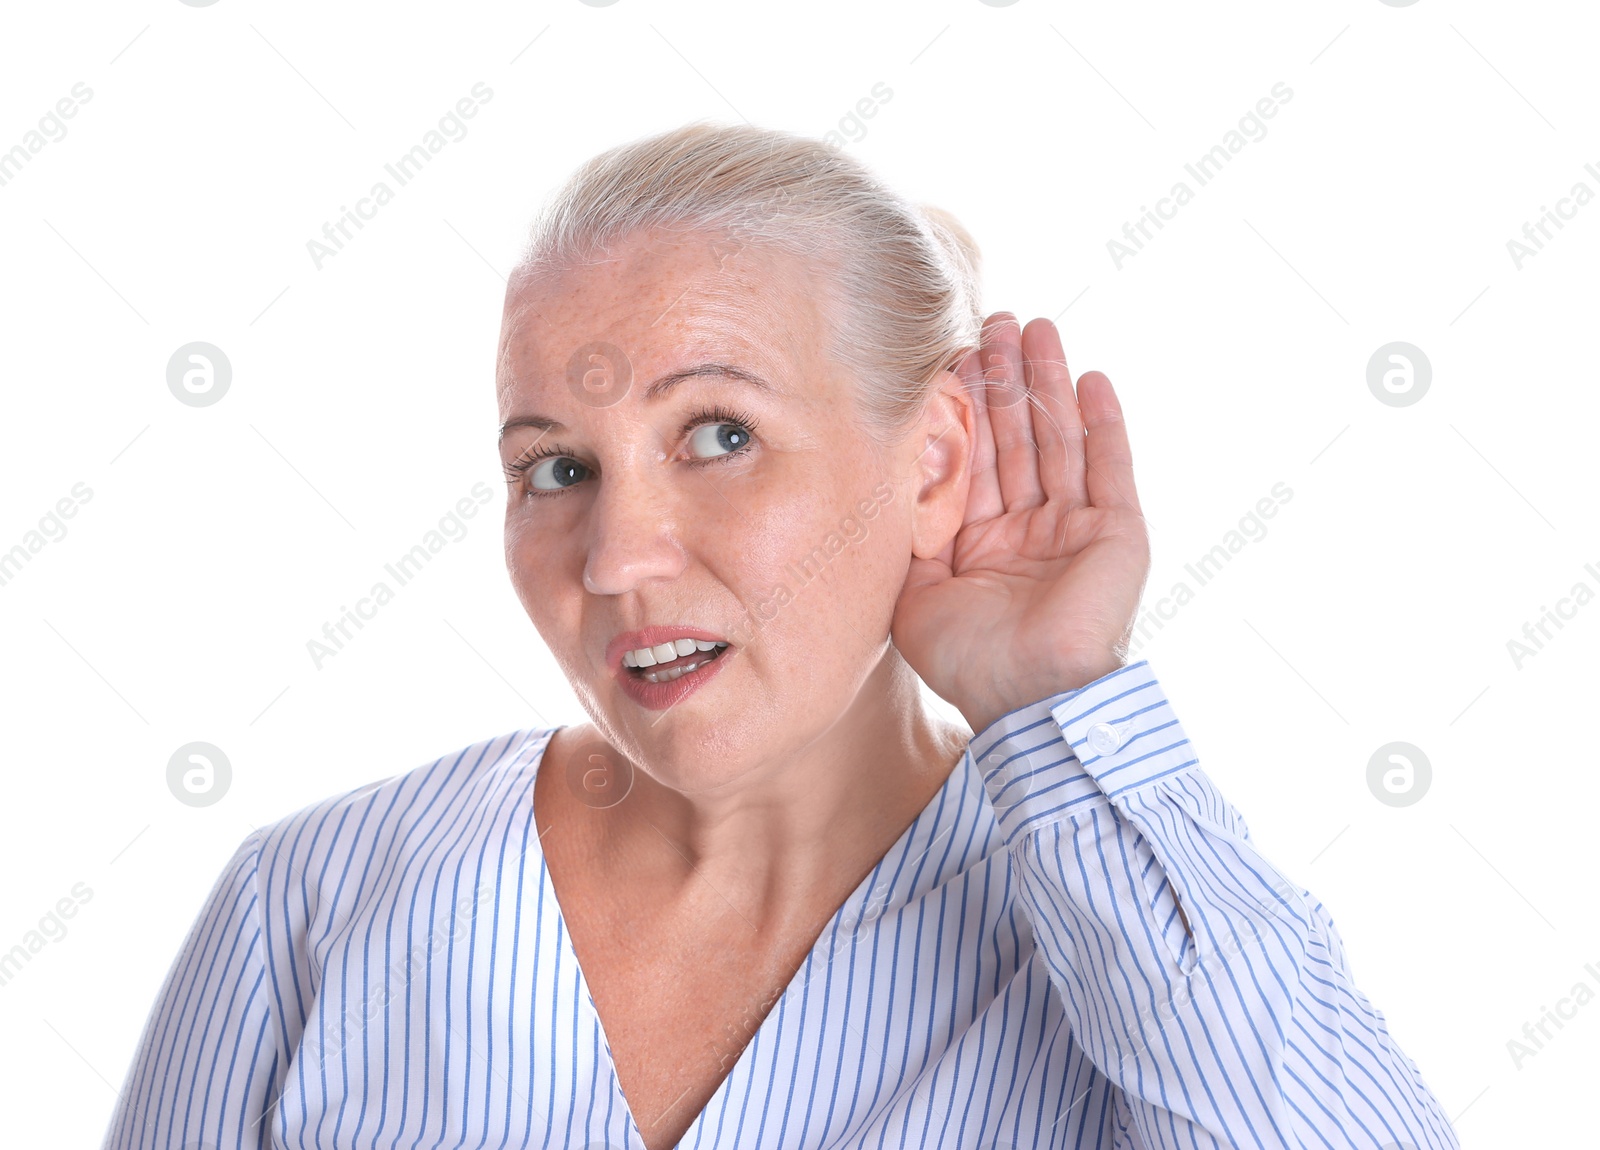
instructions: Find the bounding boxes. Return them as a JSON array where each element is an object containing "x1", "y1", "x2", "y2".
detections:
[{"x1": 100, "y1": 660, "x2": 1459, "y2": 1148}]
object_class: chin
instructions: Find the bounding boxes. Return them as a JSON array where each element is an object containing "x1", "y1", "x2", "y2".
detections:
[{"x1": 638, "y1": 707, "x2": 795, "y2": 794}]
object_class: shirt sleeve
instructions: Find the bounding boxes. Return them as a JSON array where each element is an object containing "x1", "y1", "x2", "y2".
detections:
[
  {"x1": 100, "y1": 829, "x2": 287, "y2": 1150},
  {"x1": 969, "y1": 659, "x2": 1460, "y2": 1150}
]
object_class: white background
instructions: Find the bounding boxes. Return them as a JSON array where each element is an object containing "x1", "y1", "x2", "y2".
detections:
[{"x1": 1, "y1": 0, "x2": 1595, "y2": 1145}]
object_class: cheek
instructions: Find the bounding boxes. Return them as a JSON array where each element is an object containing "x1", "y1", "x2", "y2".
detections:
[
  {"x1": 503, "y1": 509, "x2": 538, "y2": 587},
  {"x1": 736, "y1": 469, "x2": 816, "y2": 557},
  {"x1": 503, "y1": 507, "x2": 579, "y2": 617},
  {"x1": 725, "y1": 470, "x2": 906, "y2": 653}
]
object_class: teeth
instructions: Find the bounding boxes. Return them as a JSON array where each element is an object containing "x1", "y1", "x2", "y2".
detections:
[
  {"x1": 639, "y1": 654, "x2": 713, "y2": 684},
  {"x1": 622, "y1": 638, "x2": 728, "y2": 669}
]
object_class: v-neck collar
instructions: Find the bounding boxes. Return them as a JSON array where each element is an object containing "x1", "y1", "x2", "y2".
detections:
[{"x1": 522, "y1": 726, "x2": 983, "y2": 1149}]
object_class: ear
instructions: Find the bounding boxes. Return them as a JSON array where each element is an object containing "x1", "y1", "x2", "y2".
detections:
[{"x1": 907, "y1": 369, "x2": 975, "y2": 561}]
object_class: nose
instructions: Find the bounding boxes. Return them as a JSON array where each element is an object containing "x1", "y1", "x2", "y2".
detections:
[{"x1": 580, "y1": 462, "x2": 690, "y2": 596}]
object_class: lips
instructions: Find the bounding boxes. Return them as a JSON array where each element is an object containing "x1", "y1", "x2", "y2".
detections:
[{"x1": 609, "y1": 625, "x2": 734, "y2": 712}]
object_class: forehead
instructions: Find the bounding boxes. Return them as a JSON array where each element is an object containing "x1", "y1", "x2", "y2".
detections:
[{"x1": 495, "y1": 229, "x2": 833, "y2": 411}]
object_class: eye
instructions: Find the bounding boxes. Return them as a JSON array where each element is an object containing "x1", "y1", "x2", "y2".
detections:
[
  {"x1": 687, "y1": 420, "x2": 755, "y2": 461},
  {"x1": 527, "y1": 454, "x2": 590, "y2": 492},
  {"x1": 503, "y1": 404, "x2": 762, "y2": 501},
  {"x1": 678, "y1": 403, "x2": 762, "y2": 464}
]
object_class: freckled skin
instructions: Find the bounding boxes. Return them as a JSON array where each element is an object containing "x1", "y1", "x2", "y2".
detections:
[{"x1": 494, "y1": 227, "x2": 975, "y2": 1147}]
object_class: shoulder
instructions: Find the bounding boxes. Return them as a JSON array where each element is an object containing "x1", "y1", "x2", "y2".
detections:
[{"x1": 245, "y1": 724, "x2": 560, "y2": 898}]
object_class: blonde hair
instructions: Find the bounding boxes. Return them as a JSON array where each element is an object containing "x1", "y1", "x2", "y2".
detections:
[{"x1": 513, "y1": 120, "x2": 983, "y2": 446}]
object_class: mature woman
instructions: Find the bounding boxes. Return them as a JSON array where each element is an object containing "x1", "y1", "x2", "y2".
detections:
[{"x1": 103, "y1": 123, "x2": 1458, "y2": 1150}]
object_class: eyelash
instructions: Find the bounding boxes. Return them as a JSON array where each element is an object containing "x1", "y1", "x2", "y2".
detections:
[{"x1": 502, "y1": 404, "x2": 763, "y2": 498}]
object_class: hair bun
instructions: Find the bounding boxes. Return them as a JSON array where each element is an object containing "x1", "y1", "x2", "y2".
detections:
[{"x1": 918, "y1": 204, "x2": 982, "y2": 285}]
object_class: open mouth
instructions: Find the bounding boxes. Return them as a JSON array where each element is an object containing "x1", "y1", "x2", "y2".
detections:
[{"x1": 623, "y1": 640, "x2": 730, "y2": 684}]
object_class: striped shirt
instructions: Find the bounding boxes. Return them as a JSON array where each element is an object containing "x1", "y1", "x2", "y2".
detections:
[{"x1": 100, "y1": 660, "x2": 1459, "y2": 1149}]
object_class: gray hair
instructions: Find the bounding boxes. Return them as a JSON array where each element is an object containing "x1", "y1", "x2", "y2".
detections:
[{"x1": 512, "y1": 120, "x2": 984, "y2": 446}]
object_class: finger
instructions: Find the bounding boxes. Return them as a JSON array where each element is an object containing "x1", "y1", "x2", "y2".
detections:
[
  {"x1": 1078, "y1": 371, "x2": 1143, "y2": 515},
  {"x1": 955, "y1": 335, "x2": 1005, "y2": 525},
  {"x1": 979, "y1": 313, "x2": 1043, "y2": 511},
  {"x1": 1020, "y1": 318, "x2": 1088, "y2": 510}
]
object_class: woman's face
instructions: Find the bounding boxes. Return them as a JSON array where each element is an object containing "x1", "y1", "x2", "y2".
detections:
[{"x1": 496, "y1": 227, "x2": 964, "y2": 792}]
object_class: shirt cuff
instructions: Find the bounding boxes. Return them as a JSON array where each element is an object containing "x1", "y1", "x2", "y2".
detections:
[{"x1": 968, "y1": 659, "x2": 1201, "y2": 843}]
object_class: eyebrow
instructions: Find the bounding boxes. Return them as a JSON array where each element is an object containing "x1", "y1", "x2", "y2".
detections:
[{"x1": 498, "y1": 361, "x2": 775, "y2": 442}]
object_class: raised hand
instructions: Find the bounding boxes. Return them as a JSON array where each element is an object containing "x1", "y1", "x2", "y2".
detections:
[{"x1": 890, "y1": 313, "x2": 1152, "y2": 735}]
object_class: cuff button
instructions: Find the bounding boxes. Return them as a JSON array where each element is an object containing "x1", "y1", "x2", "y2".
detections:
[{"x1": 1087, "y1": 722, "x2": 1124, "y2": 756}]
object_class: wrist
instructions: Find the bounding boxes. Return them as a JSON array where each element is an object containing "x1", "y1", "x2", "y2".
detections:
[{"x1": 957, "y1": 655, "x2": 1127, "y2": 737}]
